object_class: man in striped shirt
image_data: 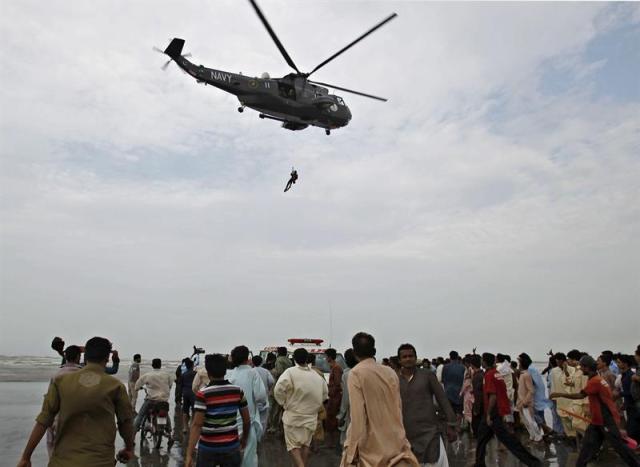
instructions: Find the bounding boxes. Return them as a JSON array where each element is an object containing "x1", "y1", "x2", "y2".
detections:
[{"x1": 185, "y1": 354, "x2": 250, "y2": 467}]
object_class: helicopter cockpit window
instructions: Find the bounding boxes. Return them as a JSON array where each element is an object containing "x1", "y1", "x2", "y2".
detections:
[
  {"x1": 337, "y1": 97, "x2": 345, "y2": 106},
  {"x1": 278, "y1": 82, "x2": 296, "y2": 99}
]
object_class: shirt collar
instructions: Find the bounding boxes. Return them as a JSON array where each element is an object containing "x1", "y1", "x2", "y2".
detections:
[{"x1": 209, "y1": 379, "x2": 231, "y2": 386}]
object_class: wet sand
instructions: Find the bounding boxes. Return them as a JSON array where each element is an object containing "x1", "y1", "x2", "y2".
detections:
[{"x1": 0, "y1": 357, "x2": 632, "y2": 466}]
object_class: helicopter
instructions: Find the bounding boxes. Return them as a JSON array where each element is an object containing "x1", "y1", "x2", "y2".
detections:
[{"x1": 157, "y1": 0, "x2": 397, "y2": 135}]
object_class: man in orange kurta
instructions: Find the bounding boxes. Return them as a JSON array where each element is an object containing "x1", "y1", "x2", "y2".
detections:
[{"x1": 340, "y1": 332, "x2": 419, "y2": 467}]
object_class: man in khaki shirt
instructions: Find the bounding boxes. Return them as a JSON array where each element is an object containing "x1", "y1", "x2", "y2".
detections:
[
  {"x1": 341, "y1": 332, "x2": 419, "y2": 467},
  {"x1": 17, "y1": 337, "x2": 134, "y2": 467}
]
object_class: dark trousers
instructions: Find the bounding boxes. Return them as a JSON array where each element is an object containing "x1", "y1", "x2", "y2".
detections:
[
  {"x1": 627, "y1": 406, "x2": 640, "y2": 443},
  {"x1": 576, "y1": 422, "x2": 640, "y2": 467},
  {"x1": 196, "y1": 448, "x2": 242, "y2": 467},
  {"x1": 471, "y1": 412, "x2": 482, "y2": 437},
  {"x1": 474, "y1": 414, "x2": 540, "y2": 467}
]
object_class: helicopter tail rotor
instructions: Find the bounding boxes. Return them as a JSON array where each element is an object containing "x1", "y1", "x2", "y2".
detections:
[
  {"x1": 154, "y1": 39, "x2": 192, "y2": 71},
  {"x1": 163, "y1": 38, "x2": 185, "y2": 61}
]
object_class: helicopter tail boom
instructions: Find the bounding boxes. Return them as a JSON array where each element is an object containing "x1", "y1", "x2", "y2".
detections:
[{"x1": 164, "y1": 38, "x2": 185, "y2": 61}]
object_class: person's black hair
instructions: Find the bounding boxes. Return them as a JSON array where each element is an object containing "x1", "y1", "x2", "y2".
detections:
[
  {"x1": 64, "y1": 345, "x2": 82, "y2": 363},
  {"x1": 599, "y1": 353, "x2": 612, "y2": 366},
  {"x1": 293, "y1": 348, "x2": 308, "y2": 366},
  {"x1": 84, "y1": 337, "x2": 112, "y2": 363},
  {"x1": 277, "y1": 347, "x2": 288, "y2": 357},
  {"x1": 306, "y1": 353, "x2": 316, "y2": 365},
  {"x1": 152, "y1": 358, "x2": 162, "y2": 369},
  {"x1": 469, "y1": 354, "x2": 482, "y2": 369},
  {"x1": 266, "y1": 352, "x2": 276, "y2": 362},
  {"x1": 449, "y1": 350, "x2": 459, "y2": 360},
  {"x1": 518, "y1": 353, "x2": 532, "y2": 369},
  {"x1": 231, "y1": 346, "x2": 250, "y2": 367},
  {"x1": 184, "y1": 358, "x2": 194, "y2": 370},
  {"x1": 496, "y1": 353, "x2": 506, "y2": 363},
  {"x1": 397, "y1": 343, "x2": 417, "y2": 358},
  {"x1": 602, "y1": 350, "x2": 614, "y2": 359},
  {"x1": 325, "y1": 348, "x2": 337, "y2": 361},
  {"x1": 133, "y1": 354, "x2": 141, "y2": 361},
  {"x1": 567, "y1": 349, "x2": 582, "y2": 361},
  {"x1": 482, "y1": 352, "x2": 496, "y2": 367},
  {"x1": 436, "y1": 357, "x2": 444, "y2": 365},
  {"x1": 352, "y1": 332, "x2": 375, "y2": 359},
  {"x1": 510, "y1": 361, "x2": 518, "y2": 369},
  {"x1": 205, "y1": 354, "x2": 227, "y2": 378},
  {"x1": 344, "y1": 348, "x2": 357, "y2": 369},
  {"x1": 252, "y1": 355, "x2": 263, "y2": 367},
  {"x1": 579, "y1": 354, "x2": 597, "y2": 372},
  {"x1": 554, "y1": 352, "x2": 567, "y2": 362},
  {"x1": 619, "y1": 354, "x2": 636, "y2": 368},
  {"x1": 505, "y1": 355, "x2": 511, "y2": 362},
  {"x1": 548, "y1": 356, "x2": 557, "y2": 368}
]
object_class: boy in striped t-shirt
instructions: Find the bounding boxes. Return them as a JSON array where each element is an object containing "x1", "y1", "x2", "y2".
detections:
[{"x1": 185, "y1": 354, "x2": 250, "y2": 467}]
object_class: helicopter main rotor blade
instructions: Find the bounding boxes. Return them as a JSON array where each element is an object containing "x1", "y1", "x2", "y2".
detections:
[
  {"x1": 309, "y1": 80, "x2": 388, "y2": 102},
  {"x1": 248, "y1": 0, "x2": 301, "y2": 74},
  {"x1": 308, "y1": 13, "x2": 397, "y2": 77}
]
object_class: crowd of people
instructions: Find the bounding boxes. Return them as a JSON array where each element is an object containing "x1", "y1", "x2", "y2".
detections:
[{"x1": 15, "y1": 335, "x2": 640, "y2": 467}]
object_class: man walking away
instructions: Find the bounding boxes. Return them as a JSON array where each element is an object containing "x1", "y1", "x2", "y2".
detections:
[
  {"x1": 398, "y1": 343, "x2": 458, "y2": 466},
  {"x1": 325, "y1": 348, "x2": 343, "y2": 448},
  {"x1": 474, "y1": 352, "x2": 541, "y2": 467},
  {"x1": 340, "y1": 332, "x2": 419, "y2": 467},
  {"x1": 252, "y1": 355, "x2": 274, "y2": 435},
  {"x1": 228, "y1": 346, "x2": 267, "y2": 467},
  {"x1": 128, "y1": 354, "x2": 141, "y2": 411},
  {"x1": 181, "y1": 358, "x2": 197, "y2": 434},
  {"x1": 442, "y1": 351, "x2": 466, "y2": 422},
  {"x1": 185, "y1": 354, "x2": 250, "y2": 467},
  {"x1": 470, "y1": 354, "x2": 485, "y2": 437},
  {"x1": 46, "y1": 345, "x2": 83, "y2": 457},
  {"x1": 18, "y1": 337, "x2": 134, "y2": 467},
  {"x1": 551, "y1": 355, "x2": 640, "y2": 467},
  {"x1": 337, "y1": 349, "x2": 358, "y2": 448},
  {"x1": 268, "y1": 346, "x2": 293, "y2": 434},
  {"x1": 274, "y1": 348, "x2": 328, "y2": 467}
]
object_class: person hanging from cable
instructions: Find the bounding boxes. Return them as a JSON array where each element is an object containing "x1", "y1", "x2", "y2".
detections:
[{"x1": 284, "y1": 167, "x2": 298, "y2": 192}]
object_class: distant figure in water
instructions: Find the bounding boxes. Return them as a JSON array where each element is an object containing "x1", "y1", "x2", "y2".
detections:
[{"x1": 284, "y1": 168, "x2": 298, "y2": 192}]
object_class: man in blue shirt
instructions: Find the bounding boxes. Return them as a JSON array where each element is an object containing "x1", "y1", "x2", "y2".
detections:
[{"x1": 442, "y1": 351, "x2": 465, "y2": 419}]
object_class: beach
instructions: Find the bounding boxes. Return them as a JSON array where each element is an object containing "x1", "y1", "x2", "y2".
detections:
[{"x1": 0, "y1": 356, "x2": 629, "y2": 467}]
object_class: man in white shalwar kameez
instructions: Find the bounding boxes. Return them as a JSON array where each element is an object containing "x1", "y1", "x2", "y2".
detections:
[{"x1": 274, "y1": 348, "x2": 328, "y2": 467}]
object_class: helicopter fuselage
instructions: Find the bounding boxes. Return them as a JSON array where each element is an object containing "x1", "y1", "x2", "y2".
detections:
[{"x1": 174, "y1": 55, "x2": 352, "y2": 131}]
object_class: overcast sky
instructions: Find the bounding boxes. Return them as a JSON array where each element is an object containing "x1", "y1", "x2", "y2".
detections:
[{"x1": 1, "y1": 1, "x2": 638, "y2": 361}]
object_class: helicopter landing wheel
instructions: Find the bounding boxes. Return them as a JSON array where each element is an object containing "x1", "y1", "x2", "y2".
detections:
[
  {"x1": 259, "y1": 114, "x2": 265, "y2": 119},
  {"x1": 237, "y1": 106, "x2": 244, "y2": 113},
  {"x1": 325, "y1": 129, "x2": 331, "y2": 136}
]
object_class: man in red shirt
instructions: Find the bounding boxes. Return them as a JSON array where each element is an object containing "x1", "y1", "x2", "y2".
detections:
[
  {"x1": 550, "y1": 354, "x2": 640, "y2": 467},
  {"x1": 475, "y1": 353, "x2": 541, "y2": 467}
]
